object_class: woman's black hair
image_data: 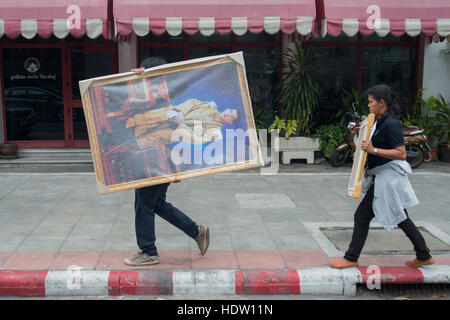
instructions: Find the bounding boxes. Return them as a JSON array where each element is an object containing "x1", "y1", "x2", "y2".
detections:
[
  {"x1": 140, "y1": 57, "x2": 166, "y2": 69},
  {"x1": 364, "y1": 84, "x2": 399, "y2": 117}
]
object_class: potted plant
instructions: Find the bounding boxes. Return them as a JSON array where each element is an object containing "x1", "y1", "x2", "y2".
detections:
[
  {"x1": 401, "y1": 89, "x2": 440, "y2": 162},
  {"x1": 313, "y1": 124, "x2": 346, "y2": 160},
  {"x1": 335, "y1": 88, "x2": 368, "y2": 128},
  {"x1": 277, "y1": 41, "x2": 320, "y2": 136},
  {"x1": 0, "y1": 143, "x2": 19, "y2": 158},
  {"x1": 428, "y1": 94, "x2": 450, "y2": 162},
  {"x1": 268, "y1": 116, "x2": 320, "y2": 164},
  {"x1": 268, "y1": 115, "x2": 299, "y2": 139},
  {"x1": 253, "y1": 106, "x2": 275, "y2": 164},
  {"x1": 253, "y1": 106, "x2": 274, "y2": 136},
  {"x1": 270, "y1": 41, "x2": 321, "y2": 164}
]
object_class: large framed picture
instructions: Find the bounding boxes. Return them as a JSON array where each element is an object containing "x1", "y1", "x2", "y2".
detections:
[{"x1": 79, "y1": 52, "x2": 264, "y2": 194}]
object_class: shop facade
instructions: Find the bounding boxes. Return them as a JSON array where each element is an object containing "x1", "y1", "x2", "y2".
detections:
[
  {"x1": 0, "y1": 0, "x2": 449, "y2": 148},
  {"x1": 0, "y1": 36, "x2": 117, "y2": 147}
]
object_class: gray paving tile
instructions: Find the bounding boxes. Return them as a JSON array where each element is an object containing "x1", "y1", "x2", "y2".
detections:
[
  {"x1": 16, "y1": 237, "x2": 66, "y2": 252},
  {"x1": 235, "y1": 193, "x2": 296, "y2": 209},
  {"x1": 0, "y1": 168, "x2": 448, "y2": 257},
  {"x1": 60, "y1": 236, "x2": 107, "y2": 252},
  {"x1": 103, "y1": 234, "x2": 137, "y2": 251}
]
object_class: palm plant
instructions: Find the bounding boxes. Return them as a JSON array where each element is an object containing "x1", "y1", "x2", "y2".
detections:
[
  {"x1": 336, "y1": 88, "x2": 368, "y2": 128},
  {"x1": 428, "y1": 94, "x2": 449, "y2": 143},
  {"x1": 253, "y1": 107, "x2": 274, "y2": 134},
  {"x1": 277, "y1": 42, "x2": 320, "y2": 136}
]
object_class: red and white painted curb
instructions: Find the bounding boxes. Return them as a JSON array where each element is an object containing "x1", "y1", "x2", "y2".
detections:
[{"x1": 1, "y1": 266, "x2": 449, "y2": 297}]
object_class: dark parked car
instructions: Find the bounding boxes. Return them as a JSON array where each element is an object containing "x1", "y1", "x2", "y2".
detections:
[
  {"x1": 4, "y1": 86, "x2": 64, "y2": 139},
  {"x1": 5, "y1": 86, "x2": 64, "y2": 120},
  {"x1": 5, "y1": 105, "x2": 35, "y2": 139}
]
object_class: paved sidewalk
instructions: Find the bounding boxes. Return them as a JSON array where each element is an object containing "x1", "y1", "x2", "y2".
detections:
[{"x1": 0, "y1": 162, "x2": 449, "y2": 296}]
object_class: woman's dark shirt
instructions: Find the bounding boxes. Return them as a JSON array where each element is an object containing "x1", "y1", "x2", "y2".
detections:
[{"x1": 368, "y1": 111, "x2": 404, "y2": 169}]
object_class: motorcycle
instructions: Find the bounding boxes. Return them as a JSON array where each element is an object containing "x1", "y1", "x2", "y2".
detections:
[
  {"x1": 330, "y1": 103, "x2": 431, "y2": 169},
  {"x1": 404, "y1": 126, "x2": 432, "y2": 168},
  {"x1": 329, "y1": 103, "x2": 362, "y2": 167}
]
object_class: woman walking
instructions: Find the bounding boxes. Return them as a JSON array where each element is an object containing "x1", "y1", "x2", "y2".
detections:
[{"x1": 330, "y1": 84, "x2": 434, "y2": 269}]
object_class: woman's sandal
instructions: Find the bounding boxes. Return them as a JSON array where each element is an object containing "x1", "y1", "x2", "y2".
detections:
[{"x1": 330, "y1": 257, "x2": 359, "y2": 269}]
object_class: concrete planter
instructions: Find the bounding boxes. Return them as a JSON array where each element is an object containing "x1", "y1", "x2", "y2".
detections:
[
  {"x1": 274, "y1": 137, "x2": 320, "y2": 164},
  {"x1": 425, "y1": 148, "x2": 439, "y2": 162}
]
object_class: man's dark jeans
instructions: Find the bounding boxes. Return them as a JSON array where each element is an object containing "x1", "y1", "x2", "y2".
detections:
[
  {"x1": 344, "y1": 182, "x2": 432, "y2": 262},
  {"x1": 134, "y1": 183, "x2": 199, "y2": 256}
]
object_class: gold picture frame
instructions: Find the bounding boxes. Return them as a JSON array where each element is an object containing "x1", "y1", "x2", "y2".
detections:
[{"x1": 79, "y1": 52, "x2": 264, "y2": 194}]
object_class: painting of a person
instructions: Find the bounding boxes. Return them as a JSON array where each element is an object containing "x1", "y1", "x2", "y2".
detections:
[{"x1": 124, "y1": 99, "x2": 239, "y2": 148}]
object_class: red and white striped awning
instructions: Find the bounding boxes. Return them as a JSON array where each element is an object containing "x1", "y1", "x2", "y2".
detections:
[
  {"x1": 321, "y1": 0, "x2": 450, "y2": 41},
  {"x1": 0, "y1": 0, "x2": 109, "y2": 39},
  {"x1": 114, "y1": 0, "x2": 316, "y2": 37}
]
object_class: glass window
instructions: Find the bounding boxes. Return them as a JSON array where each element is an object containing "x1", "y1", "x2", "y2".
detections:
[
  {"x1": 2, "y1": 48, "x2": 64, "y2": 141},
  {"x1": 188, "y1": 31, "x2": 231, "y2": 43},
  {"x1": 70, "y1": 50, "x2": 114, "y2": 100},
  {"x1": 308, "y1": 45, "x2": 358, "y2": 126},
  {"x1": 312, "y1": 34, "x2": 357, "y2": 42},
  {"x1": 70, "y1": 49, "x2": 115, "y2": 140},
  {"x1": 187, "y1": 46, "x2": 232, "y2": 60},
  {"x1": 73, "y1": 108, "x2": 89, "y2": 140},
  {"x1": 138, "y1": 30, "x2": 281, "y2": 128},
  {"x1": 236, "y1": 32, "x2": 279, "y2": 43},
  {"x1": 66, "y1": 35, "x2": 114, "y2": 44},
  {"x1": 0, "y1": 35, "x2": 61, "y2": 44},
  {"x1": 140, "y1": 46, "x2": 184, "y2": 64},
  {"x1": 236, "y1": 46, "x2": 280, "y2": 116},
  {"x1": 9, "y1": 89, "x2": 27, "y2": 97},
  {"x1": 361, "y1": 46, "x2": 416, "y2": 117},
  {"x1": 140, "y1": 33, "x2": 183, "y2": 44},
  {"x1": 362, "y1": 33, "x2": 416, "y2": 43}
]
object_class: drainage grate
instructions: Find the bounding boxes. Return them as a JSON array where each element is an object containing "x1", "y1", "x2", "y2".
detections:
[
  {"x1": 320, "y1": 226, "x2": 450, "y2": 256},
  {"x1": 357, "y1": 283, "x2": 450, "y2": 299},
  {"x1": 304, "y1": 221, "x2": 450, "y2": 258}
]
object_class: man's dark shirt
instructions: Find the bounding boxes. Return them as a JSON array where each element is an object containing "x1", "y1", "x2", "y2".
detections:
[{"x1": 368, "y1": 111, "x2": 404, "y2": 169}]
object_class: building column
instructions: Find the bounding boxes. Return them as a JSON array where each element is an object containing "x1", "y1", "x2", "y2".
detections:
[
  {"x1": 118, "y1": 33, "x2": 138, "y2": 73},
  {"x1": 422, "y1": 39, "x2": 450, "y2": 102},
  {"x1": 0, "y1": 76, "x2": 4, "y2": 144}
]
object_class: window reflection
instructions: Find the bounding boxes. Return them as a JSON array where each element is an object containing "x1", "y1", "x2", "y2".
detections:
[
  {"x1": 361, "y1": 46, "x2": 416, "y2": 117},
  {"x1": 139, "y1": 32, "x2": 281, "y2": 127},
  {"x1": 309, "y1": 46, "x2": 358, "y2": 126},
  {"x1": 189, "y1": 31, "x2": 231, "y2": 43},
  {"x1": 3, "y1": 48, "x2": 64, "y2": 140},
  {"x1": 187, "y1": 46, "x2": 232, "y2": 60},
  {"x1": 73, "y1": 108, "x2": 88, "y2": 140},
  {"x1": 140, "y1": 47, "x2": 184, "y2": 64},
  {"x1": 237, "y1": 46, "x2": 280, "y2": 116},
  {"x1": 71, "y1": 50, "x2": 114, "y2": 100}
]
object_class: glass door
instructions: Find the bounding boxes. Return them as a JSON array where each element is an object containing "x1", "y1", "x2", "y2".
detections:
[
  {"x1": 66, "y1": 45, "x2": 117, "y2": 147},
  {"x1": 2, "y1": 47, "x2": 65, "y2": 145}
]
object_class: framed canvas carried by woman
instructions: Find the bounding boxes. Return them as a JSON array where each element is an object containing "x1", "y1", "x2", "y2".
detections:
[{"x1": 347, "y1": 113, "x2": 375, "y2": 198}]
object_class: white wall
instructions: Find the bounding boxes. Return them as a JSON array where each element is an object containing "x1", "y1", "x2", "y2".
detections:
[
  {"x1": 118, "y1": 33, "x2": 138, "y2": 73},
  {"x1": 422, "y1": 39, "x2": 450, "y2": 102}
]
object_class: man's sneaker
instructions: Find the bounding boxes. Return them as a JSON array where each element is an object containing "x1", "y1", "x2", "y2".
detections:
[
  {"x1": 406, "y1": 257, "x2": 435, "y2": 267},
  {"x1": 194, "y1": 225, "x2": 210, "y2": 256},
  {"x1": 124, "y1": 251, "x2": 160, "y2": 266}
]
